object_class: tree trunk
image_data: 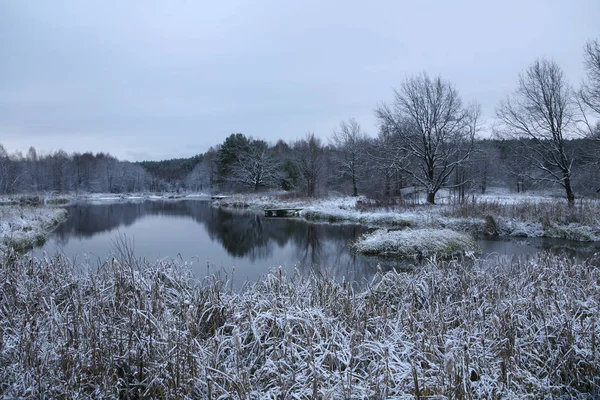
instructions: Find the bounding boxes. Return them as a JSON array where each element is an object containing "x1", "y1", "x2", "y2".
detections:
[
  {"x1": 426, "y1": 192, "x2": 435, "y2": 204},
  {"x1": 564, "y1": 173, "x2": 575, "y2": 207},
  {"x1": 384, "y1": 170, "x2": 390, "y2": 197},
  {"x1": 307, "y1": 179, "x2": 315, "y2": 197},
  {"x1": 352, "y1": 174, "x2": 358, "y2": 197}
]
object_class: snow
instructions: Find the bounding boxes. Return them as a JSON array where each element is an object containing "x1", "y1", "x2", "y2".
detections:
[
  {"x1": 353, "y1": 228, "x2": 478, "y2": 259},
  {"x1": 1, "y1": 188, "x2": 599, "y2": 396},
  {"x1": 0, "y1": 206, "x2": 68, "y2": 253},
  {"x1": 1, "y1": 253, "x2": 598, "y2": 397},
  {"x1": 1, "y1": 192, "x2": 213, "y2": 206},
  {"x1": 214, "y1": 191, "x2": 600, "y2": 242}
]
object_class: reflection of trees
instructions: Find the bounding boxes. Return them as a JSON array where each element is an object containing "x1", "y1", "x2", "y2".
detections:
[
  {"x1": 51, "y1": 200, "x2": 395, "y2": 284},
  {"x1": 288, "y1": 224, "x2": 413, "y2": 283},
  {"x1": 295, "y1": 225, "x2": 322, "y2": 267},
  {"x1": 537, "y1": 238, "x2": 599, "y2": 259},
  {"x1": 205, "y1": 211, "x2": 273, "y2": 260}
]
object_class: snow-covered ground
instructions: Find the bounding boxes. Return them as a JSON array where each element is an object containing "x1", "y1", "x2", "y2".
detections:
[
  {"x1": 0, "y1": 206, "x2": 68, "y2": 253},
  {"x1": 0, "y1": 191, "x2": 213, "y2": 205},
  {"x1": 214, "y1": 191, "x2": 600, "y2": 242}
]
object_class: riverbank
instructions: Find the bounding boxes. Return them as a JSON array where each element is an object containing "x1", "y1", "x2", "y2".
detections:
[
  {"x1": 0, "y1": 192, "x2": 212, "y2": 206},
  {"x1": 0, "y1": 206, "x2": 68, "y2": 254},
  {"x1": 212, "y1": 192, "x2": 600, "y2": 259},
  {"x1": 1, "y1": 252, "x2": 597, "y2": 398},
  {"x1": 213, "y1": 193, "x2": 600, "y2": 242}
]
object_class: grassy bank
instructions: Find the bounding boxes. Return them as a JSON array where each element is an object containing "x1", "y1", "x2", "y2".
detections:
[
  {"x1": 1, "y1": 252, "x2": 598, "y2": 398},
  {"x1": 443, "y1": 198, "x2": 600, "y2": 241},
  {"x1": 0, "y1": 206, "x2": 68, "y2": 253},
  {"x1": 214, "y1": 193, "x2": 600, "y2": 242}
]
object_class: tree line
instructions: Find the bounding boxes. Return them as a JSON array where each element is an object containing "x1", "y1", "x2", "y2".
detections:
[
  {"x1": 0, "y1": 147, "x2": 150, "y2": 194},
  {"x1": 1, "y1": 39, "x2": 599, "y2": 204}
]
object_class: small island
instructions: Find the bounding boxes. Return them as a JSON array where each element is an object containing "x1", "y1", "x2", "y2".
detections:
[{"x1": 353, "y1": 228, "x2": 478, "y2": 259}]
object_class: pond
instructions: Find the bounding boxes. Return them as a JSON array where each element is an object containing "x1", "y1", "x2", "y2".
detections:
[{"x1": 34, "y1": 200, "x2": 600, "y2": 287}]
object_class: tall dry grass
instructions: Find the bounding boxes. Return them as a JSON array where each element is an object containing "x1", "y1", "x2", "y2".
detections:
[
  {"x1": 443, "y1": 197, "x2": 600, "y2": 226},
  {"x1": 1, "y1": 249, "x2": 599, "y2": 398}
]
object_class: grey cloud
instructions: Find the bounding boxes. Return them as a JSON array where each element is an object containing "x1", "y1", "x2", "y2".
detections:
[{"x1": 1, "y1": 0, "x2": 599, "y2": 160}]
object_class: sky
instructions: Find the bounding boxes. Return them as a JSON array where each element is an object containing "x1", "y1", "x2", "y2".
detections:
[{"x1": 1, "y1": 0, "x2": 599, "y2": 161}]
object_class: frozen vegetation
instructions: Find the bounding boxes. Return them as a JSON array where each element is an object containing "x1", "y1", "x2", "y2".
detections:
[
  {"x1": 0, "y1": 191, "x2": 212, "y2": 206},
  {"x1": 0, "y1": 206, "x2": 68, "y2": 253},
  {"x1": 0, "y1": 252, "x2": 598, "y2": 398},
  {"x1": 214, "y1": 191, "x2": 600, "y2": 242},
  {"x1": 353, "y1": 228, "x2": 478, "y2": 259},
  {"x1": 0, "y1": 190, "x2": 598, "y2": 397}
]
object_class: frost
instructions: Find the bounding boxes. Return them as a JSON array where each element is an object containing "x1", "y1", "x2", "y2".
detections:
[
  {"x1": 0, "y1": 206, "x2": 68, "y2": 253},
  {"x1": 353, "y1": 228, "x2": 478, "y2": 259},
  {"x1": 1, "y1": 252, "x2": 598, "y2": 397},
  {"x1": 215, "y1": 192, "x2": 600, "y2": 242}
]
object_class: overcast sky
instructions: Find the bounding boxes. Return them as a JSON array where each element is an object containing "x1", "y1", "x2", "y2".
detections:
[{"x1": 1, "y1": 0, "x2": 599, "y2": 161}]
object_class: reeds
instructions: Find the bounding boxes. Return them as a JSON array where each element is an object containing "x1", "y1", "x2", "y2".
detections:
[
  {"x1": 1, "y1": 251, "x2": 599, "y2": 398},
  {"x1": 444, "y1": 197, "x2": 600, "y2": 226}
]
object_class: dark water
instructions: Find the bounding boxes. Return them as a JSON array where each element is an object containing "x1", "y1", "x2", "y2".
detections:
[
  {"x1": 34, "y1": 200, "x2": 600, "y2": 286},
  {"x1": 34, "y1": 200, "x2": 395, "y2": 286}
]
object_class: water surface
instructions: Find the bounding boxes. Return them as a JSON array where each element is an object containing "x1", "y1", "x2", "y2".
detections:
[{"x1": 35, "y1": 200, "x2": 600, "y2": 286}]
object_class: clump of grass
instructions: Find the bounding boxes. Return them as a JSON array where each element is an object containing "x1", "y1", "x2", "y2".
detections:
[
  {"x1": 352, "y1": 228, "x2": 478, "y2": 259},
  {"x1": 1, "y1": 249, "x2": 598, "y2": 398}
]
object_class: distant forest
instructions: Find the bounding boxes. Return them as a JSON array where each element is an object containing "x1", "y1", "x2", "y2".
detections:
[
  {"x1": 1, "y1": 134, "x2": 598, "y2": 201},
  {"x1": 1, "y1": 39, "x2": 599, "y2": 204}
]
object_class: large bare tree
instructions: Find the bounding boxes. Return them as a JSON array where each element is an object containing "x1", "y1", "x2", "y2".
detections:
[
  {"x1": 231, "y1": 139, "x2": 281, "y2": 191},
  {"x1": 293, "y1": 133, "x2": 324, "y2": 197},
  {"x1": 376, "y1": 73, "x2": 479, "y2": 204},
  {"x1": 580, "y1": 39, "x2": 600, "y2": 118},
  {"x1": 330, "y1": 118, "x2": 368, "y2": 196},
  {"x1": 496, "y1": 59, "x2": 576, "y2": 206}
]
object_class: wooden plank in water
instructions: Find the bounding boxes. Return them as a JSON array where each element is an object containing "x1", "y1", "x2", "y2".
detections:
[{"x1": 264, "y1": 208, "x2": 303, "y2": 217}]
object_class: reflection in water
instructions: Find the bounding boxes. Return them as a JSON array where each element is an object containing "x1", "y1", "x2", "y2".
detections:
[
  {"x1": 41, "y1": 200, "x2": 391, "y2": 285},
  {"x1": 40, "y1": 200, "x2": 600, "y2": 287},
  {"x1": 477, "y1": 236, "x2": 600, "y2": 265}
]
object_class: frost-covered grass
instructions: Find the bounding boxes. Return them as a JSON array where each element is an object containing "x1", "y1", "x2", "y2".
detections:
[
  {"x1": 216, "y1": 194, "x2": 425, "y2": 228},
  {"x1": 0, "y1": 206, "x2": 68, "y2": 253},
  {"x1": 1, "y1": 252, "x2": 598, "y2": 398},
  {"x1": 215, "y1": 193, "x2": 600, "y2": 242},
  {"x1": 444, "y1": 198, "x2": 600, "y2": 241},
  {"x1": 0, "y1": 191, "x2": 213, "y2": 206},
  {"x1": 353, "y1": 228, "x2": 478, "y2": 259}
]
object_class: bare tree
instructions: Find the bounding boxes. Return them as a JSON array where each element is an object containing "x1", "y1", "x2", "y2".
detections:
[
  {"x1": 578, "y1": 39, "x2": 600, "y2": 191},
  {"x1": 231, "y1": 139, "x2": 281, "y2": 191},
  {"x1": 330, "y1": 118, "x2": 368, "y2": 196},
  {"x1": 186, "y1": 149, "x2": 217, "y2": 192},
  {"x1": 376, "y1": 73, "x2": 479, "y2": 204},
  {"x1": 293, "y1": 133, "x2": 324, "y2": 197},
  {"x1": 367, "y1": 123, "x2": 405, "y2": 197},
  {"x1": 580, "y1": 39, "x2": 600, "y2": 118},
  {"x1": 496, "y1": 59, "x2": 576, "y2": 205}
]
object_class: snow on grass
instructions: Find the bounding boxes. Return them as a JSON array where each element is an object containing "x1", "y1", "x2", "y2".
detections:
[
  {"x1": 215, "y1": 192, "x2": 600, "y2": 242},
  {"x1": 1, "y1": 253, "x2": 598, "y2": 397},
  {"x1": 215, "y1": 194, "x2": 426, "y2": 228},
  {"x1": 0, "y1": 192, "x2": 213, "y2": 206},
  {"x1": 353, "y1": 228, "x2": 478, "y2": 259},
  {"x1": 477, "y1": 186, "x2": 566, "y2": 205},
  {"x1": 0, "y1": 206, "x2": 68, "y2": 253}
]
